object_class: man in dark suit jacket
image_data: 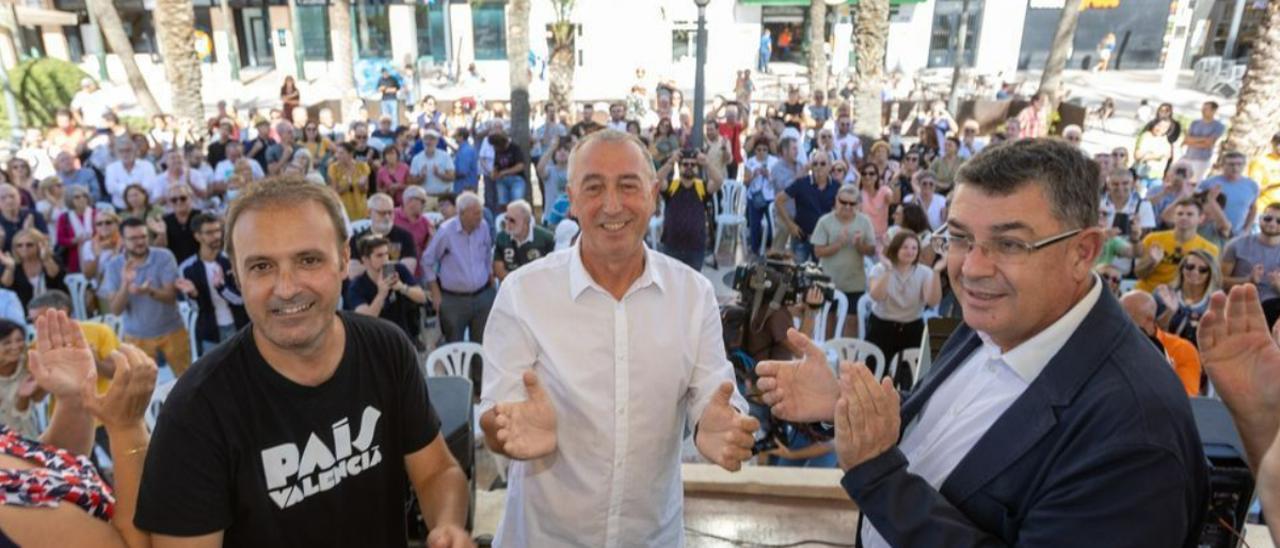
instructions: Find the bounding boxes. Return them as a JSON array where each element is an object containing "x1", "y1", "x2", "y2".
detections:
[
  {"x1": 175, "y1": 213, "x2": 248, "y2": 354},
  {"x1": 758, "y1": 139, "x2": 1208, "y2": 547}
]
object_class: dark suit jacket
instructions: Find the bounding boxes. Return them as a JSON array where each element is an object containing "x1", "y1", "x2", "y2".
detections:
[
  {"x1": 178, "y1": 253, "x2": 248, "y2": 344},
  {"x1": 842, "y1": 289, "x2": 1208, "y2": 547}
]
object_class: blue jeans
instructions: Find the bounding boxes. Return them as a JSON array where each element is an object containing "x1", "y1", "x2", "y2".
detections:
[
  {"x1": 791, "y1": 240, "x2": 814, "y2": 264},
  {"x1": 746, "y1": 195, "x2": 771, "y2": 256},
  {"x1": 758, "y1": 50, "x2": 770, "y2": 72},
  {"x1": 496, "y1": 175, "x2": 526, "y2": 205},
  {"x1": 380, "y1": 99, "x2": 399, "y2": 125},
  {"x1": 659, "y1": 243, "x2": 705, "y2": 273}
]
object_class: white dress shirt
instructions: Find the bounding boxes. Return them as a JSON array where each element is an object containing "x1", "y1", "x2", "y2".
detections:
[
  {"x1": 861, "y1": 278, "x2": 1102, "y2": 548},
  {"x1": 482, "y1": 244, "x2": 747, "y2": 548},
  {"x1": 104, "y1": 159, "x2": 157, "y2": 209}
]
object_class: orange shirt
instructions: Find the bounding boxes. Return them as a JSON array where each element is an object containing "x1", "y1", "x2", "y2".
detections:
[{"x1": 1156, "y1": 329, "x2": 1201, "y2": 396}]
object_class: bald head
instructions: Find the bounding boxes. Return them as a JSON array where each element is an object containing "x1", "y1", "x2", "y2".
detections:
[{"x1": 1120, "y1": 291, "x2": 1157, "y2": 332}]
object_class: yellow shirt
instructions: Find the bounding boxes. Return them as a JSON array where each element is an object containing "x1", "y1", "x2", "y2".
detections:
[
  {"x1": 1249, "y1": 152, "x2": 1280, "y2": 211},
  {"x1": 1136, "y1": 230, "x2": 1219, "y2": 293},
  {"x1": 46, "y1": 321, "x2": 121, "y2": 417}
]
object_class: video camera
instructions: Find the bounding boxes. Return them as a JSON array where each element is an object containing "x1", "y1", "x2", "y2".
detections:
[{"x1": 731, "y1": 260, "x2": 834, "y2": 310}]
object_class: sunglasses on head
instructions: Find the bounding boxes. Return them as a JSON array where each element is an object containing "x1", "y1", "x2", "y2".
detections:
[
  {"x1": 837, "y1": 198, "x2": 858, "y2": 207},
  {"x1": 1182, "y1": 263, "x2": 1210, "y2": 274}
]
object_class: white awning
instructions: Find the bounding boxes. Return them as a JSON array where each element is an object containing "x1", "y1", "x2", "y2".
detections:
[{"x1": 14, "y1": 5, "x2": 78, "y2": 27}]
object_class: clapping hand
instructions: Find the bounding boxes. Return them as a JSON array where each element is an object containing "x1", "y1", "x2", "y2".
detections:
[
  {"x1": 755, "y1": 329, "x2": 838, "y2": 423},
  {"x1": 27, "y1": 309, "x2": 96, "y2": 400},
  {"x1": 833, "y1": 362, "x2": 901, "y2": 471},
  {"x1": 174, "y1": 277, "x2": 198, "y2": 297},
  {"x1": 1148, "y1": 245, "x2": 1165, "y2": 263},
  {"x1": 81, "y1": 345, "x2": 157, "y2": 431},
  {"x1": 694, "y1": 382, "x2": 760, "y2": 472},
  {"x1": 493, "y1": 371, "x2": 558, "y2": 460}
]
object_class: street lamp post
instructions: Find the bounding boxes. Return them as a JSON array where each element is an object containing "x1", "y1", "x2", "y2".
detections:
[{"x1": 690, "y1": 0, "x2": 710, "y2": 151}]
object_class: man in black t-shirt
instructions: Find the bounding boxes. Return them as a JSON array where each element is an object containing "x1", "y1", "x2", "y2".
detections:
[
  {"x1": 488, "y1": 134, "x2": 527, "y2": 209},
  {"x1": 378, "y1": 68, "x2": 402, "y2": 125},
  {"x1": 155, "y1": 183, "x2": 201, "y2": 264},
  {"x1": 346, "y1": 234, "x2": 427, "y2": 345},
  {"x1": 655, "y1": 149, "x2": 724, "y2": 272},
  {"x1": 136, "y1": 177, "x2": 472, "y2": 547}
]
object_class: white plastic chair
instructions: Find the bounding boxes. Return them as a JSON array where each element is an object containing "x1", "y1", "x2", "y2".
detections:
[
  {"x1": 348, "y1": 218, "x2": 372, "y2": 238},
  {"x1": 145, "y1": 378, "x2": 178, "y2": 432},
  {"x1": 811, "y1": 291, "x2": 850, "y2": 344},
  {"x1": 1119, "y1": 279, "x2": 1137, "y2": 294},
  {"x1": 426, "y1": 211, "x2": 444, "y2": 227},
  {"x1": 714, "y1": 180, "x2": 747, "y2": 257},
  {"x1": 889, "y1": 348, "x2": 922, "y2": 387},
  {"x1": 856, "y1": 294, "x2": 873, "y2": 342},
  {"x1": 424, "y1": 342, "x2": 484, "y2": 379},
  {"x1": 756, "y1": 201, "x2": 777, "y2": 257},
  {"x1": 64, "y1": 274, "x2": 90, "y2": 320},
  {"x1": 648, "y1": 200, "x2": 665, "y2": 248},
  {"x1": 179, "y1": 300, "x2": 201, "y2": 362},
  {"x1": 823, "y1": 337, "x2": 887, "y2": 380}
]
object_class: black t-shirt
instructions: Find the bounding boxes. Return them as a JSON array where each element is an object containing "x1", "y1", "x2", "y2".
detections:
[
  {"x1": 344, "y1": 263, "x2": 420, "y2": 339},
  {"x1": 207, "y1": 140, "x2": 228, "y2": 168},
  {"x1": 378, "y1": 75, "x2": 400, "y2": 101},
  {"x1": 164, "y1": 210, "x2": 202, "y2": 265},
  {"x1": 348, "y1": 226, "x2": 419, "y2": 264},
  {"x1": 660, "y1": 180, "x2": 709, "y2": 252},
  {"x1": 135, "y1": 312, "x2": 440, "y2": 546},
  {"x1": 782, "y1": 100, "x2": 805, "y2": 130},
  {"x1": 492, "y1": 143, "x2": 527, "y2": 182}
]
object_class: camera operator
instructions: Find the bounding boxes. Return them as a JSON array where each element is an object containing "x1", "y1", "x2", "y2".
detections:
[
  {"x1": 811, "y1": 183, "x2": 876, "y2": 338},
  {"x1": 656, "y1": 148, "x2": 724, "y2": 272}
]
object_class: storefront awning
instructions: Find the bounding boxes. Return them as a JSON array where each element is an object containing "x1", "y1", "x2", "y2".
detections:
[
  {"x1": 742, "y1": 0, "x2": 925, "y2": 5},
  {"x1": 14, "y1": 5, "x2": 78, "y2": 27}
]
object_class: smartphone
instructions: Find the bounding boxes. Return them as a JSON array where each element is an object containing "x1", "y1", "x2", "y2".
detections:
[{"x1": 381, "y1": 264, "x2": 396, "y2": 278}]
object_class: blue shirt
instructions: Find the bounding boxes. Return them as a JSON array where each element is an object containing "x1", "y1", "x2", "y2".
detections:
[
  {"x1": 1198, "y1": 175, "x2": 1260, "y2": 235},
  {"x1": 421, "y1": 217, "x2": 493, "y2": 293},
  {"x1": 59, "y1": 168, "x2": 102, "y2": 204},
  {"x1": 0, "y1": 288, "x2": 23, "y2": 326},
  {"x1": 454, "y1": 142, "x2": 479, "y2": 192},
  {"x1": 98, "y1": 248, "x2": 183, "y2": 338},
  {"x1": 785, "y1": 176, "x2": 839, "y2": 239}
]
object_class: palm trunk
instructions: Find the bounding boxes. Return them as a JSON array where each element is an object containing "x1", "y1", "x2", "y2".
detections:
[
  {"x1": 547, "y1": 1, "x2": 576, "y2": 116},
  {"x1": 1037, "y1": 0, "x2": 1083, "y2": 109},
  {"x1": 154, "y1": 0, "x2": 205, "y2": 124},
  {"x1": 807, "y1": 0, "x2": 828, "y2": 95},
  {"x1": 1224, "y1": 0, "x2": 1280, "y2": 155},
  {"x1": 330, "y1": 0, "x2": 356, "y2": 96},
  {"x1": 852, "y1": 0, "x2": 889, "y2": 137},
  {"x1": 217, "y1": 0, "x2": 240, "y2": 80},
  {"x1": 84, "y1": 0, "x2": 162, "y2": 116},
  {"x1": 508, "y1": 0, "x2": 531, "y2": 161}
]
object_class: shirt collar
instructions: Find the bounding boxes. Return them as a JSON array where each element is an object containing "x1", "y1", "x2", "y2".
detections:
[
  {"x1": 975, "y1": 275, "x2": 1103, "y2": 383},
  {"x1": 568, "y1": 242, "x2": 665, "y2": 300}
]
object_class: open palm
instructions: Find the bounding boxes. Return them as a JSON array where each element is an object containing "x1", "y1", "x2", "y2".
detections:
[
  {"x1": 494, "y1": 370, "x2": 557, "y2": 460},
  {"x1": 1199, "y1": 285, "x2": 1280, "y2": 445},
  {"x1": 755, "y1": 328, "x2": 839, "y2": 423},
  {"x1": 27, "y1": 310, "x2": 95, "y2": 399}
]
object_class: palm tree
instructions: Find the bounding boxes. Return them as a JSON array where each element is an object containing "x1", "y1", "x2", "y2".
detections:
[
  {"x1": 807, "y1": 0, "x2": 828, "y2": 96},
  {"x1": 218, "y1": 0, "x2": 240, "y2": 80},
  {"x1": 508, "y1": 0, "x2": 531, "y2": 161},
  {"x1": 1037, "y1": 0, "x2": 1083, "y2": 118},
  {"x1": 1224, "y1": 0, "x2": 1280, "y2": 156},
  {"x1": 851, "y1": 0, "x2": 889, "y2": 137},
  {"x1": 330, "y1": 0, "x2": 356, "y2": 96},
  {"x1": 547, "y1": 0, "x2": 576, "y2": 115},
  {"x1": 154, "y1": 0, "x2": 205, "y2": 124},
  {"x1": 84, "y1": 0, "x2": 161, "y2": 116}
]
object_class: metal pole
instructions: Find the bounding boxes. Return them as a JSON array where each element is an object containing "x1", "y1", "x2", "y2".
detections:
[
  {"x1": 947, "y1": 0, "x2": 971, "y2": 115},
  {"x1": 86, "y1": 7, "x2": 108, "y2": 80},
  {"x1": 691, "y1": 3, "x2": 708, "y2": 151},
  {"x1": 287, "y1": 0, "x2": 307, "y2": 79},
  {"x1": 1223, "y1": 0, "x2": 1246, "y2": 59},
  {"x1": 219, "y1": 0, "x2": 241, "y2": 80}
]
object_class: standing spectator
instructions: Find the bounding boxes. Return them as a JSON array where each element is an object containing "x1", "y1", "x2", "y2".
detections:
[
  {"x1": 1153, "y1": 249, "x2": 1220, "y2": 346},
  {"x1": 1014, "y1": 93, "x2": 1048, "y2": 140},
  {"x1": 421, "y1": 192, "x2": 495, "y2": 344},
  {"x1": 866, "y1": 229, "x2": 942, "y2": 388},
  {"x1": 151, "y1": 184, "x2": 202, "y2": 264},
  {"x1": 1181, "y1": 101, "x2": 1226, "y2": 181},
  {"x1": 376, "y1": 146, "x2": 411, "y2": 205},
  {"x1": 649, "y1": 118, "x2": 681, "y2": 169},
  {"x1": 70, "y1": 78, "x2": 114, "y2": 132},
  {"x1": 1134, "y1": 120, "x2": 1175, "y2": 191},
  {"x1": 1198, "y1": 151, "x2": 1260, "y2": 237},
  {"x1": 489, "y1": 133, "x2": 528, "y2": 209},
  {"x1": 703, "y1": 122, "x2": 732, "y2": 181},
  {"x1": 1135, "y1": 198, "x2": 1219, "y2": 292},
  {"x1": 832, "y1": 112, "x2": 862, "y2": 168},
  {"x1": 744, "y1": 138, "x2": 777, "y2": 255},
  {"x1": 46, "y1": 108, "x2": 87, "y2": 157},
  {"x1": 905, "y1": 171, "x2": 947, "y2": 230},
  {"x1": 717, "y1": 103, "x2": 747, "y2": 179},
  {"x1": 532, "y1": 103, "x2": 567, "y2": 165},
  {"x1": 605, "y1": 102, "x2": 628, "y2": 132},
  {"x1": 928, "y1": 137, "x2": 964, "y2": 195},
  {"x1": 98, "y1": 218, "x2": 189, "y2": 375},
  {"x1": 769, "y1": 136, "x2": 803, "y2": 253},
  {"x1": 174, "y1": 213, "x2": 247, "y2": 353},
  {"x1": 205, "y1": 118, "x2": 236, "y2": 168},
  {"x1": 1249, "y1": 132, "x2": 1280, "y2": 212},
  {"x1": 345, "y1": 234, "x2": 427, "y2": 346},
  {"x1": 377, "y1": 68, "x2": 402, "y2": 124},
  {"x1": 415, "y1": 95, "x2": 447, "y2": 133},
  {"x1": 776, "y1": 154, "x2": 838, "y2": 263},
  {"x1": 56, "y1": 186, "x2": 95, "y2": 272},
  {"x1": 104, "y1": 137, "x2": 157, "y2": 210},
  {"x1": 1145, "y1": 102, "x2": 1184, "y2": 144},
  {"x1": 811, "y1": 184, "x2": 877, "y2": 337},
  {"x1": 0, "y1": 229, "x2": 66, "y2": 313},
  {"x1": 656, "y1": 151, "x2": 723, "y2": 271},
  {"x1": 1094, "y1": 32, "x2": 1117, "y2": 71},
  {"x1": 1120, "y1": 291, "x2": 1201, "y2": 397},
  {"x1": 493, "y1": 200, "x2": 555, "y2": 281},
  {"x1": 245, "y1": 119, "x2": 275, "y2": 175},
  {"x1": 781, "y1": 87, "x2": 807, "y2": 132},
  {"x1": 212, "y1": 140, "x2": 264, "y2": 186},
  {"x1": 1101, "y1": 168, "x2": 1156, "y2": 239},
  {"x1": 394, "y1": 186, "x2": 434, "y2": 267},
  {"x1": 0, "y1": 184, "x2": 46, "y2": 252},
  {"x1": 409, "y1": 129, "x2": 455, "y2": 197},
  {"x1": 758, "y1": 28, "x2": 772, "y2": 73},
  {"x1": 808, "y1": 90, "x2": 832, "y2": 137},
  {"x1": 858, "y1": 163, "x2": 895, "y2": 243},
  {"x1": 1221, "y1": 202, "x2": 1280, "y2": 323},
  {"x1": 536, "y1": 139, "x2": 571, "y2": 227},
  {"x1": 280, "y1": 76, "x2": 301, "y2": 120},
  {"x1": 79, "y1": 210, "x2": 119, "y2": 283},
  {"x1": 328, "y1": 142, "x2": 371, "y2": 220},
  {"x1": 453, "y1": 127, "x2": 479, "y2": 194},
  {"x1": 53, "y1": 151, "x2": 100, "y2": 204}
]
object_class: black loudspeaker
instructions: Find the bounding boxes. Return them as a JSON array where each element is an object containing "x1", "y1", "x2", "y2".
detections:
[
  {"x1": 407, "y1": 376, "x2": 476, "y2": 541},
  {"x1": 1192, "y1": 397, "x2": 1256, "y2": 548}
]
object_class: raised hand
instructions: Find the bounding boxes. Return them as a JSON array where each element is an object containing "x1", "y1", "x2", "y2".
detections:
[
  {"x1": 694, "y1": 382, "x2": 760, "y2": 472},
  {"x1": 493, "y1": 370, "x2": 557, "y2": 460},
  {"x1": 1148, "y1": 245, "x2": 1165, "y2": 263},
  {"x1": 27, "y1": 309, "x2": 96, "y2": 400},
  {"x1": 755, "y1": 328, "x2": 838, "y2": 423},
  {"x1": 81, "y1": 345, "x2": 157, "y2": 431},
  {"x1": 834, "y1": 362, "x2": 901, "y2": 471},
  {"x1": 1199, "y1": 284, "x2": 1280, "y2": 466}
]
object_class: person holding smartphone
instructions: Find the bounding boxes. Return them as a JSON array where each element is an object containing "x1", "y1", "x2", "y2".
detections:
[{"x1": 346, "y1": 233, "x2": 427, "y2": 346}]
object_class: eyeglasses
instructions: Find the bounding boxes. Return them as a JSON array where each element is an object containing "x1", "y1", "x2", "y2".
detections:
[
  {"x1": 371, "y1": 209, "x2": 394, "y2": 216},
  {"x1": 919, "y1": 181, "x2": 935, "y2": 187},
  {"x1": 1182, "y1": 263, "x2": 1210, "y2": 274},
  {"x1": 1261, "y1": 216, "x2": 1280, "y2": 223},
  {"x1": 832, "y1": 167, "x2": 847, "y2": 172},
  {"x1": 933, "y1": 227, "x2": 1083, "y2": 263},
  {"x1": 170, "y1": 195, "x2": 189, "y2": 203},
  {"x1": 13, "y1": 242, "x2": 34, "y2": 248},
  {"x1": 861, "y1": 171, "x2": 877, "y2": 178},
  {"x1": 1102, "y1": 274, "x2": 1121, "y2": 284},
  {"x1": 837, "y1": 199, "x2": 858, "y2": 207},
  {"x1": 95, "y1": 220, "x2": 117, "y2": 226}
]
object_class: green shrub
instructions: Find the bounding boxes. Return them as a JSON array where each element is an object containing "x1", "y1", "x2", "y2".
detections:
[{"x1": 1, "y1": 57, "x2": 91, "y2": 132}]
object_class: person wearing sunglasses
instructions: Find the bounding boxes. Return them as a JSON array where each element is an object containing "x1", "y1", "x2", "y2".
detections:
[
  {"x1": 775, "y1": 154, "x2": 838, "y2": 263},
  {"x1": 1135, "y1": 198, "x2": 1219, "y2": 293},
  {"x1": 1221, "y1": 203, "x2": 1280, "y2": 326},
  {"x1": 1154, "y1": 249, "x2": 1221, "y2": 347},
  {"x1": 811, "y1": 184, "x2": 876, "y2": 338},
  {"x1": 756, "y1": 138, "x2": 1207, "y2": 547}
]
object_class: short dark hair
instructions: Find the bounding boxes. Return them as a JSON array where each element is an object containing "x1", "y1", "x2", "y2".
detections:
[
  {"x1": 356, "y1": 234, "x2": 389, "y2": 259},
  {"x1": 885, "y1": 229, "x2": 920, "y2": 267},
  {"x1": 1223, "y1": 151, "x2": 1247, "y2": 163},
  {"x1": 29, "y1": 290, "x2": 72, "y2": 313},
  {"x1": 191, "y1": 212, "x2": 222, "y2": 234},
  {"x1": 1204, "y1": 101, "x2": 1219, "y2": 110},
  {"x1": 119, "y1": 217, "x2": 147, "y2": 234},
  {"x1": 956, "y1": 138, "x2": 1100, "y2": 230},
  {"x1": 1174, "y1": 196, "x2": 1203, "y2": 213}
]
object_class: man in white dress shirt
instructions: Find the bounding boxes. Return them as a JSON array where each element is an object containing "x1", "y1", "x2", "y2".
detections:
[
  {"x1": 480, "y1": 129, "x2": 759, "y2": 547},
  {"x1": 757, "y1": 138, "x2": 1207, "y2": 546}
]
